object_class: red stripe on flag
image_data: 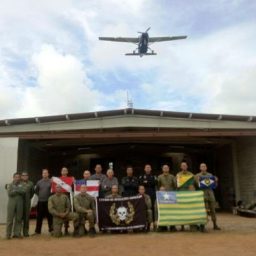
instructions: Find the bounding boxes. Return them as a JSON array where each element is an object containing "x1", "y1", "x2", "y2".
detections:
[{"x1": 86, "y1": 186, "x2": 99, "y2": 191}]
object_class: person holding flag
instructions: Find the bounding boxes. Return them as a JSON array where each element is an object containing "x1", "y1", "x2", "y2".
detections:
[
  {"x1": 176, "y1": 161, "x2": 196, "y2": 231},
  {"x1": 195, "y1": 163, "x2": 221, "y2": 230},
  {"x1": 48, "y1": 184, "x2": 79, "y2": 237},
  {"x1": 176, "y1": 161, "x2": 195, "y2": 191},
  {"x1": 51, "y1": 167, "x2": 74, "y2": 235},
  {"x1": 157, "y1": 164, "x2": 177, "y2": 231},
  {"x1": 138, "y1": 185, "x2": 153, "y2": 232}
]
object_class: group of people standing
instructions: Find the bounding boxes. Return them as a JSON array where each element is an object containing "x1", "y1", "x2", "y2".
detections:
[{"x1": 5, "y1": 161, "x2": 221, "y2": 239}]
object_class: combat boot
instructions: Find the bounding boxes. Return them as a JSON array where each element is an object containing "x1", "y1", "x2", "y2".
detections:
[
  {"x1": 73, "y1": 226, "x2": 80, "y2": 237},
  {"x1": 88, "y1": 228, "x2": 96, "y2": 237},
  {"x1": 199, "y1": 224, "x2": 206, "y2": 233},
  {"x1": 213, "y1": 221, "x2": 221, "y2": 230}
]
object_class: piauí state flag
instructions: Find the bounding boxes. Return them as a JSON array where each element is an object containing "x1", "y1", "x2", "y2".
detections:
[
  {"x1": 199, "y1": 175, "x2": 216, "y2": 189},
  {"x1": 51, "y1": 176, "x2": 73, "y2": 193},
  {"x1": 74, "y1": 179, "x2": 99, "y2": 197},
  {"x1": 156, "y1": 191, "x2": 207, "y2": 226},
  {"x1": 176, "y1": 173, "x2": 194, "y2": 188}
]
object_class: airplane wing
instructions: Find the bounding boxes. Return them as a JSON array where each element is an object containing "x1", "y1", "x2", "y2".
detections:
[
  {"x1": 149, "y1": 36, "x2": 187, "y2": 43},
  {"x1": 99, "y1": 37, "x2": 139, "y2": 43}
]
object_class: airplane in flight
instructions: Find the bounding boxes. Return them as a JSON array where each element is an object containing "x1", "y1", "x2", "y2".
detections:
[{"x1": 99, "y1": 27, "x2": 187, "y2": 57}]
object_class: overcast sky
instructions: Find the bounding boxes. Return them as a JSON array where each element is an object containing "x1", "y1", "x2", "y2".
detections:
[{"x1": 0, "y1": 0, "x2": 256, "y2": 119}]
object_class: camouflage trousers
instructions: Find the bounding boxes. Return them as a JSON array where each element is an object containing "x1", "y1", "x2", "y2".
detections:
[
  {"x1": 205, "y1": 199, "x2": 216, "y2": 222},
  {"x1": 147, "y1": 209, "x2": 153, "y2": 223},
  {"x1": 52, "y1": 212, "x2": 79, "y2": 237}
]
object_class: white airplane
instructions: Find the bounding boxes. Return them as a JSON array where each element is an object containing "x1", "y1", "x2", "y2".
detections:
[{"x1": 99, "y1": 27, "x2": 187, "y2": 57}]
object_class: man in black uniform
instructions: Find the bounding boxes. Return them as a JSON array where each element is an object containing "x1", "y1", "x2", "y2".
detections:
[
  {"x1": 121, "y1": 166, "x2": 139, "y2": 197},
  {"x1": 138, "y1": 164, "x2": 157, "y2": 221}
]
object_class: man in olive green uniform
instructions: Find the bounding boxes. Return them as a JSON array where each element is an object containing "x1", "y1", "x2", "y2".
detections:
[
  {"x1": 48, "y1": 185, "x2": 78, "y2": 237},
  {"x1": 138, "y1": 185, "x2": 152, "y2": 232},
  {"x1": 176, "y1": 161, "x2": 197, "y2": 231},
  {"x1": 195, "y1": 163, "x2": 221, "y2": 230},
  {"x1": 105, "y1": 184, "x2": 122, "y2": 199},
  {"x1": 74, "y1": 184, "x2": 96, "y2": 236},
  {"x1": 155, "y1": 186, "x2": 168, "y2": 232},
  {"x1": 157, "y1": 164, "x2": 177, "y2": 231},
  {"x1": 157, "y1": 164, "x2": 176, "y2": 191},
  {"x1": 21, "y1": 172, "x2": 34, "y2": 237},
  {"x1": 176, "y1": 161, "x2": 195, "y2": 191},
  {"x1": 6, "y1": 173, "x2": 26, "y2": 239}
]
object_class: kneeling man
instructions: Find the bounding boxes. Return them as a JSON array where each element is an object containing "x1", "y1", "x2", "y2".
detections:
[
  {"x1": 74, "y1": 184, "x2": 96, "y2": 236},
  {"x1": 48, "y1": 184, "x2": 78, "y2": 237}
]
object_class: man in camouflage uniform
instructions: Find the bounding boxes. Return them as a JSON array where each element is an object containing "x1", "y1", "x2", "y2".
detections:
[
  {"x1": 74, "y1": 184, "x2": 96, "y2": 237},
  {"x1": 21, "y1": 172, "x2": 34, "y2": 237},
  {"x1": 6, "y1": 173, "x2": 26, "y2": 239},
  {"x1": 176, "y1": 161, "x2": 197, "y2": 231},
  {"x1": 138, "y1": 185, "x2": 152, "y2": 232},
  {"x1": 157, "y1": 164, "x2": 176, "y2": 191},
  {"x1": 59, "y1": 166, "x2": 74, "y2": 235},
  {"x1": 48, "y1": 184, "x2": 78, "y2": 237},
  {"x1": 105, "y1": 184, "x2": 122, "y2": 199},
  {"x1": 195, "y1": 163, "x2": 221, "y2": 231}
]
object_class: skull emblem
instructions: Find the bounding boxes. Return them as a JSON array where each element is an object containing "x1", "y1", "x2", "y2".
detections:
[{"x1": 117, "y1": 206, "x2": 127, "y2": 221}]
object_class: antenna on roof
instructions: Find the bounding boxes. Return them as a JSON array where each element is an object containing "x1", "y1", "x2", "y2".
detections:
[{"x1": 127, "y1": 91, "x2": 133, "y2": 108}]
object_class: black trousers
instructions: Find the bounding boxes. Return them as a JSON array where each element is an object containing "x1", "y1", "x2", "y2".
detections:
[{"x1": 35, "y1": 201, "x2": 53, "y2": 233}]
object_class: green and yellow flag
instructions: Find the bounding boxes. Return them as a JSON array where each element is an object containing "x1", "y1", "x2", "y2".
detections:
[
  {"x1": 176, "y1": 173, "x2": 194, "y2": 189},
  {"x1": 157, "y1": 191, "x2": 207, "y2": 226}
]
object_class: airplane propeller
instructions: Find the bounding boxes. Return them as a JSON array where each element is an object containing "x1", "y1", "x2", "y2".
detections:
[{"x1": 138, "y1": 27, "x2": 151, "y2": 34}]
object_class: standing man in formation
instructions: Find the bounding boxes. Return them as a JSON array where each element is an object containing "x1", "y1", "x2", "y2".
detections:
[
  {"x1": 176, "y1": 161, "x2": 196, "y2": 231},
  {"x1": 6, "y1": 173, "x2": 25, "y2": 239},
  {"x1": 91, "y1": 164, "x2": 107, "y2": 197},
  {"x1": 139, "y1": 164, "x2": 157, "y2": 221},
  {"x1": 157, "y1": 164, "x2": 176, "y2": 191},
  {"x1": 83, "y1": 170, "x2": 91, "y2": 182},
  {"x1": 21, "y1": 172, "x2": 34, "y2": 237},
  {"x1": 195, "y1": 163, "x2": 221, "y2": 230},
  {"x1": 176, "y1": 161, "x2": 195, "y2": 191},
  {"x1": 121, "y1": 166, "x2": 139, "y2": 197},
  {"x1": 157, "y1": 164, "x2": 177, "y2": 231},
  {"x1": 34, "y1": 169, "x2": 53, "y2": 235},
  {"x1": 101, "y1": 169, "x2": 119, "y2": 197}
]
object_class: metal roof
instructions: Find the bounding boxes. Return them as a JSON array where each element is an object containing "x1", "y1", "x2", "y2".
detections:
[{"x1": 0, "y1": 108, "x2": 255, "y2": 127}]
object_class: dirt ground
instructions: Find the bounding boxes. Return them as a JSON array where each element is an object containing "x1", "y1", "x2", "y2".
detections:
[{"x1": 0, "y1": 213, "x2": 256, "y2": 256}]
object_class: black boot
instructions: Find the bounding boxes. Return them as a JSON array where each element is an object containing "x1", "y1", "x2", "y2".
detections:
[
  {"x1": 170, "y1": 226, "x2": 177, "y2": 232},
  {"x1": 73, "y1": 226, "x2": 80, "y2": 237},
  {"x1": 88, "y1": 228, "x2": 96, "y2": 237},
  {"x1": 199, "y1": 224, "x2": 206, "y2": 233},
  {"x1": 145, "y1": 223, "x2": 151, "y2": 232},
  {"x1": 213, "y1": 222, "x2": 221, "y2": 230}
]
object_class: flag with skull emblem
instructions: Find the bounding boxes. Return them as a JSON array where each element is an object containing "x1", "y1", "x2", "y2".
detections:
[{"x1": 97, "y1": 195, "x2": 147, "y2": 231}]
